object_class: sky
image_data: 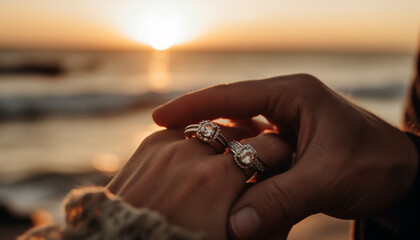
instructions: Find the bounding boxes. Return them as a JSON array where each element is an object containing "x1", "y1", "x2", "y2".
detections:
[{"x1": 0, "y1": 0, "x2": 419, "y2": 52}]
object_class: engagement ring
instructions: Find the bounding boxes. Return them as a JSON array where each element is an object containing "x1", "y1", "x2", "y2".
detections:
[{"x1": 184, "y1": 120, "x2": 228, "y2": 150}]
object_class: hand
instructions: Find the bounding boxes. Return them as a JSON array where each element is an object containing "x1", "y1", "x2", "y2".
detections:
[
  {"x1": 106, "y1": 125, "x2": 291, "y2": 239},
  {"x1": 152, "y1": 74, "x2": 419, "y2": 239}
]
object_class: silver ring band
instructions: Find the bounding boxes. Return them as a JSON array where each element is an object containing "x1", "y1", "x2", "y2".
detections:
[
  {"x1": 184, "y1": 120, "x2": 228, "y2": 149},
  {"x1": 227, "y1": 140, "x2": 266, "y2": 174}
]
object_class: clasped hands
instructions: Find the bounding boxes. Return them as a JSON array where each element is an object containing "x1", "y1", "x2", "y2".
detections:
[{"x1": 107, "y1": 74, "x2": 418, "y2": 240}]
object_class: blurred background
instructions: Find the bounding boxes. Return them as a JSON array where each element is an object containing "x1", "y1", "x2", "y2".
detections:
[{"x1": 0, "y1": 0, "x2": 419, "y2": 239}]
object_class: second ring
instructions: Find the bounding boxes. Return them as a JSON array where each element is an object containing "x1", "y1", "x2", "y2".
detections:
[{"x1": 227, "y1": 140, "x2": 267, "y2": 175}]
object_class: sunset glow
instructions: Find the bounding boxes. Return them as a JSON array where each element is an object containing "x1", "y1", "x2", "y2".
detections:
[
  {"x1": 124, "y1": 10, "x2": 186, "y2": 50},
  {"x1": 0, "y1": 0, "x2": 419, "y2": 52}
]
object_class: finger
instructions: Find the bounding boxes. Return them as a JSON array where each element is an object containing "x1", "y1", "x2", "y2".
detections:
[
  {"x1": 183, "y1": 123, "x2": 258, "y2": 155},
  {"x1": 240, "y1": 132, "x2": 291, "y2": 178},
  {"x1": 228, "y1": 168, "x2": 317, "y2": 240},
  {"x1": 230, "y1": 117, "x2": 276, "y2": 136},
  {"x1": 219, "y1": 125, "x2": 258, "y2": 143},
  {"x1": 152, "y1": 74, "x2": 311, "y2": 129},
  {"x1": 216, "y1": 133, "x2": 293, "y2": 196}
]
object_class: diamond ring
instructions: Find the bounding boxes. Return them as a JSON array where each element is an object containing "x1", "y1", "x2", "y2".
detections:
[
  {"x1": 227, "y1": 140, "x2": 266, "y2": 174},
  {"x1": 184, "y1": 120, "x2": 228, "y2": 150}
]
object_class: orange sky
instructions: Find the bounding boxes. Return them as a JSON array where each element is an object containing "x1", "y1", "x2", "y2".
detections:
[{"x1": 0, "y1": 0, "x2": 419, "y2": 52}]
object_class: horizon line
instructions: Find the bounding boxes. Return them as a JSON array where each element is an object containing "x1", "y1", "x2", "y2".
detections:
[{"x1": 0, "y1": 46, "x2": 415, "y2": 56}]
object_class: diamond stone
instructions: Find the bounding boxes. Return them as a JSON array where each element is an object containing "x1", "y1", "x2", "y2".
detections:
[
  {"x1": 202, "y1": 122, "x2": 215, "y2": 137},
  {"x1": 197, "y1": 120, "x2": 219, "y2": 142},
  {"x1": 238, "y1": 145, "x2": 256, "y2": 167}
]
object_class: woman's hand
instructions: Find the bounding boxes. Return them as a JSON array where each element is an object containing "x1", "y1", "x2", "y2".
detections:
[
  {"x1": 152, "y1": 74, "x2": 419, "y2": 240},
  {"x1": 106, "y1": 126, "x2": 291, "y2": 239}
]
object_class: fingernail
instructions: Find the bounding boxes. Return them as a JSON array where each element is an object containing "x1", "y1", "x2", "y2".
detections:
[{"x1": 230, "y1": 207, "x2": 260, "y2": 240}]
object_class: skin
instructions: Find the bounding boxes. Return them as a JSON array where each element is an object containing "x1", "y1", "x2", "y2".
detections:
[
  {"x1": 108, "y1": 74, "x2": 418, "y2": 239},
  {"x1": 151, "y1": 74, "x2": 419, "y2": 239},
  {"x1": 107, "y1": 126, "x2": 292, "y2": 239}
]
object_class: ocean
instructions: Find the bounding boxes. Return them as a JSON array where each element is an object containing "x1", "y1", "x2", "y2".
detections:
[{"x1": 0, "y1": 50, "x2": 416, "y2": 239}]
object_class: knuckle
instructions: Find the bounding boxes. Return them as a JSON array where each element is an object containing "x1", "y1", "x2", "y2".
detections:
[
  {"x1": 142, "y1": 130, "x2": 166, "y2": 145},
  {"x1": 213, "y1": 159, "x2": 231, "y2": 179},
  {"x1": 143, "y1": 140, "x2": 184, "y2": 167},
  {"x1": 162, "y1": 140, "x2": 188, "y2": 160},
  {"x1": 294, "y1": 73, "x2": 319, "y2": 82},
  {"x1": 213, "y1": 83, "x2": 231, "y2": 91},
  {"x1": 191, "y1": 161, "x2": 217, "y2": 187},
  {"x1": 291, "y1": 73, "x2": 327, "y2": 101},
  {"x1": 293, "y1": 73, "x2": 322, "y2": 90},
  {"x1": 167, "y1": 139, "x2": 188, "y2": 151}
]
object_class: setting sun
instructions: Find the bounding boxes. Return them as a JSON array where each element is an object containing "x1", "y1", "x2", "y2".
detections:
[
  {"x1": 0, "y1": 1, "x2": 418, "y2": 52},
  {"x1": 124, "y1": 9, "x2": 185, "y2": 50}
]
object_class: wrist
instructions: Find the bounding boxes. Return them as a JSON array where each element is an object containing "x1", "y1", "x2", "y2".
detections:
[
  {"x1": 353, "y1": 131, "x2": 420, "y2": 239},
  {"x1": 402, "y1": 132, "x2": 420, "y2": 205}
]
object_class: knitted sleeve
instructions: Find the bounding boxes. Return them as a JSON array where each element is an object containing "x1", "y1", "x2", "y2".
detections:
[{"x1": 18, "y1": 187, "x2": 206, "y2": 240}]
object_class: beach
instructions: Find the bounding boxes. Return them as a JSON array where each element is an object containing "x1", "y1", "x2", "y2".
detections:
[{"x1": 0, "y1": 50, "x2": 416, "y2": 239}]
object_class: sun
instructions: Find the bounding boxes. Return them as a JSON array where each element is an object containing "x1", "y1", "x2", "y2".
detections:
[
  {"x1": 142, "y1": 11, "x2": 182, "y2": 50},
  {"x1": 124, "y1": 9, "x2": 185, "y2": 50}
]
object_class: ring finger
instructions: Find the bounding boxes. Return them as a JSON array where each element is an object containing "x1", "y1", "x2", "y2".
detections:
[{"x1": 215, "y1": 133, "x2": 293, "y2": 194}]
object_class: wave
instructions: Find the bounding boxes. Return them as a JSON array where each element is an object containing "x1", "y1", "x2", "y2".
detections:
[
  {"x1": 0, "y1": 83, "x2": 408, "y2": 121},
  {"x1": 0, "y1": 62, "x2": 66, "y2": 77},
  {"x1": 0, "y1": 91, "x2": 184, "y2": 121},
  {"x1": 338, "y1": 83, "x2": 407, "y2": 99}
]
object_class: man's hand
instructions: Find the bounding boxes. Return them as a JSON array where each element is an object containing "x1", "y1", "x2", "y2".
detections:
[{"x1": 153, "y1": 74, "x2": 419, "y2": 239}]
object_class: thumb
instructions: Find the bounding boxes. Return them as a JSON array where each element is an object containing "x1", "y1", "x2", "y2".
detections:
[{"x1": 228, "y1": 169, "x2": 317, "y2": 240}]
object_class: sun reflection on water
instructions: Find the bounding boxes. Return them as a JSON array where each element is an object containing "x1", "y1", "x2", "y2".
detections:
[{"x1": 148, "y1": 51, "x2": 171, "y2": 92}]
